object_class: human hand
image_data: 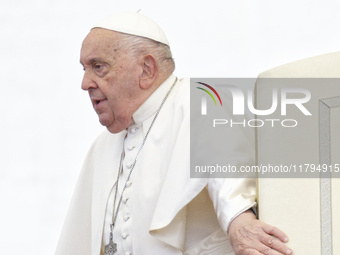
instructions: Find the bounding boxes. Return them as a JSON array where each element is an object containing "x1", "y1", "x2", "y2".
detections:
[{"x1": 228, "y1": 210, "x2": 292, "y2": 255}]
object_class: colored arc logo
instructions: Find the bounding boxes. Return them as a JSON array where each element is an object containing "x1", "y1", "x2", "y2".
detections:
[{"x1": 196, "y1": 82, "x2": 222, "y2": 106}]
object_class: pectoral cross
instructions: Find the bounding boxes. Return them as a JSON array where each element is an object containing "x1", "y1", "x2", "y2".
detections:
[{"x1": 105, "y1": 231, "x2": 117, "y2": 255}]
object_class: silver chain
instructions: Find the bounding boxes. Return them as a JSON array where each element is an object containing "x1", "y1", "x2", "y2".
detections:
[{"x1": 110, "y1": 77, "x2": 178, "y2": 231}]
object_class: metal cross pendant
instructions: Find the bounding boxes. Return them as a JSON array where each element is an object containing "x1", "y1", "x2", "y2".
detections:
[
  {"x1": 104, "y1": 239, "x2": 117, "y2": 255},
  {"x1": 105, "y1": 231, "x2": 117, "y2": 255}
]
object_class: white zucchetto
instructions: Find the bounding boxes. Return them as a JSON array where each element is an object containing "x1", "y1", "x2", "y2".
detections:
[{"x1": 93, "y1": 12, "x2": 170, "y2": 46}]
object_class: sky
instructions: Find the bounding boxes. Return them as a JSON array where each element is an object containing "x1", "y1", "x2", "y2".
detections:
[{"x1": 0, "y1": 0, "x2": 339, "y2": 254}]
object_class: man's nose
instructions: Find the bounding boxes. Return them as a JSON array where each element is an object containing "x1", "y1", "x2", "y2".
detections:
[{"x1": 81, "y1": 72, "x2": 97, "y2": 90}]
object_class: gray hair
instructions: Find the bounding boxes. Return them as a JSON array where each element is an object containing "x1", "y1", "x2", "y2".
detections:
[{"x1": 117, "y1": 32, "x2": 175, "y2": 75}]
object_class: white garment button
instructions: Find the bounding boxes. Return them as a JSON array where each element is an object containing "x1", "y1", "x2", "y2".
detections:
[
  {"x1": 127, "y1": 163, "x2": 133, "y2": 169},
  {"x1": 122, "y1": 233, "x2": 129, "y2": 239},
  {"x1": 123, "y1": 197, "x2": 129, "y2": 204},
  {"x1": 126, "y1": 181, "x2": 132, "y2": 187},
  {"x1": 130, "y1": 128, "x2": 136, "y2": 134},
  {"x1": 124, "y1": 215, "x2": 130, "y2": 221},
  {"x1": 127, "y1": 145, "x2": 135, "y2": 151},
  {"x1": 125, "y1": 252, "x2": 133, "y2": 255}
]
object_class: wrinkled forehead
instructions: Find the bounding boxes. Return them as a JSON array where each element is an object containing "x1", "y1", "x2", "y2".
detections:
[
  {"x1": 80, "y1": 28, "x2": 122, "y2": 64},
  {"x1": 82, "y1": 28, "x2": 120, "y2": 49}
]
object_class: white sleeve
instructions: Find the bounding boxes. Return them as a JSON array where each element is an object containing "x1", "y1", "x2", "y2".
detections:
[{"x1": 208, "y1": 177, "x2": 257, "y2": 233}]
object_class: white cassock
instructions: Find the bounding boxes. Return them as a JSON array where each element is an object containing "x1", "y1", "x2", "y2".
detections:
[{"x1": 55, "y1": 74, "x2": 256, "y2": 255}]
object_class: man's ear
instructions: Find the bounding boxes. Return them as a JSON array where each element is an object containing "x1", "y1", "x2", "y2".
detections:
[{"x1": 140, "y1": 55, "x2": 158, "y2": 89}]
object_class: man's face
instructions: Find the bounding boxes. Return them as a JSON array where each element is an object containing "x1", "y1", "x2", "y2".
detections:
[{"x1": 80, "y1": 29, "x2": 143, "y2": 133}]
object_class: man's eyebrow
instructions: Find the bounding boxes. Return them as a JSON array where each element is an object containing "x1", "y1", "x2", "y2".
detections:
[{"x1": 80, "y1": 58, "x2": 108, "y2": 66}]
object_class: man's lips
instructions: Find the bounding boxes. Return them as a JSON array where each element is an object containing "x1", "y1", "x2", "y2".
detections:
[{"x1": 91, "y1": 98, "x2": 107, "y2": 110}]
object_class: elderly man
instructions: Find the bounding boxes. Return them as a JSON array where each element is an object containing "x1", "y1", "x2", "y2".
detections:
[{"x1": 56, "y1": 12, "x2": 292, "y2": 255}]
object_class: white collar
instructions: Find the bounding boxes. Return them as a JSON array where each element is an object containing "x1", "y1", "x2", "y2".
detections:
[{"x1": 132, "y1": 74, "x2": 176, "y2": 124}]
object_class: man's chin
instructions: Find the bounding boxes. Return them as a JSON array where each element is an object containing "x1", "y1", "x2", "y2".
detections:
[
  {"x1": 98, "y1": 117, "x2": 117, "y2": 133},
  {"x1": 103, "y1": 120, "x2": 131, "y2": 134},
  {"x1": 98, "y1": 114, "x2": 132, "y2": 133}
]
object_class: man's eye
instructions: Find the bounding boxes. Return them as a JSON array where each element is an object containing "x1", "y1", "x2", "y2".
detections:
[{"x1": 92, "y1": 63, "x2": 107, "y2": 76}]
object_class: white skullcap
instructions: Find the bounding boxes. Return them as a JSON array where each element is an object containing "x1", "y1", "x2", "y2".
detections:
[{"x1": 93, "y1": 12, "x2": 170, "y2": 46}]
